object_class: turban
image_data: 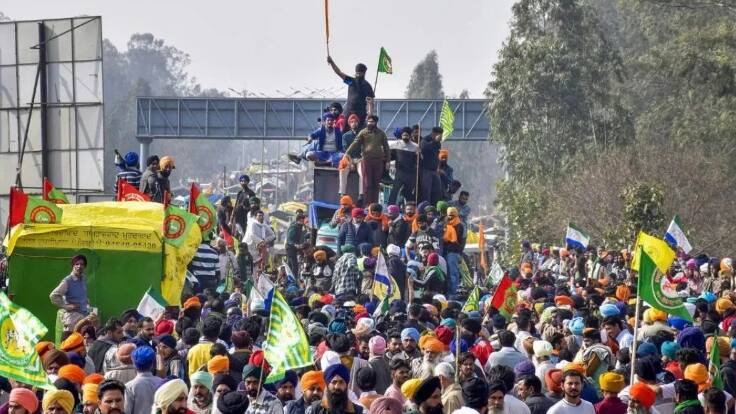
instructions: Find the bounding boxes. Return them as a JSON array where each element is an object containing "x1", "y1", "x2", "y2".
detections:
[
  {"x1": 84, "y1": 373, "x2": 104, "y2": 385},
  {"x1": 450, "y1": 338, "x2": 468, "y2": 356},
  {"x1": 351, "y1": 208, "x2": 365, "y2": 218},
  {"x1": 661, "y1": 341, "x2": 681, "y2": 359},
  {"x1": 154, "y1": 379, "x2": 189, "y2": 412},
  {"x1": 60, "y1": 332, "x2": 85, "y2": 353},
  {"x1": 716, "y1": 298, "x2": 735, "y2": 315},
  {"x1": 514, "y1": 360, "x2": 536, "y2": 378},
  {"x1": 324, "y1": 363, "x2": 350, "y2": 383},
  {"x1": 242, "y1": 364, "x2": 263, "y2": 380},
  {"x1": 368, "y1": 397, "x2": 403, "y2": 414},
  {"x1": 440, "y1": 318, "x2": 456, "y2": 329},
  {"x1": 600, "y1": 304, "x2": 620, "y2": 317},
  {"x1": 615, "y1": 285, "x2": 630, "y2": 302},
  {"x1": 545, "y1": 369, "x2": 563, "y2": 394},
  {"x1": 421, "y1": 337, "x2": 445, "y2": 353},
  {"x1": 158, "y1": 334, "x2": 177, "y2": 351},
  {"x1": 67, "y1": 352, "x2": 84, "y2": 368},
  {"x1": 191, "y1": 371, "x2": 214, "y2": 392},
  {"x1": 116, "y1": 343, "x2": 136, "y2": 365},
  {"x1": 564, "y1": 363, "x2": 586, "y2": 376},
  {"x1": 412, "y1": 377, "x2": 441, "y2": 405},
  {"x1": 183, "y1": 297, "x2": 202, "y2": 310},
  {"x1": 677, "y1": 326, "x2": 706, "y2": 350},
  {"x1": 401, "y1": 328, "x2": 420, "y2": 342},
  {"x1": 10, "y1": 388, "x2": 39, "y2": 413},
  {"x1": 569, "y1": 317, "x2": 585, "y2": 335},
  {"x1": 340, "y1": 195, "x2": 353, "y2": 206},
  {"x1": 461, "y1": 377, "x2": 489, "y2": 409},
  {"x1": 427, "y1": 253, "x2": 439, "y2": 266},
  {"x1": 636, "y1": 356, "x2": 659, "y2": 382},
  {"x1": 42, "y1": 349, "x2": 70, "y2": 370},
  {"x1": 599, "y1": 372, "x2": 625, "y2": 393},
  {"x1": 36, "y1": 341, "x2": 55, "y2": 357},
  {"x1": 387, "y1": 244, "x2": 401, "y2": 256},
  {"x1": 132, "y1": 346, "x2": 155, "y2": 370},
  {"x1": 276, "y1": 370, "x2": 298, "y2": 389},
  {"x1": 82, "y1": 383, "x2": 99, "y2": 404},
  {"x1": 308, "y1": 294, "x2": 322, "y2": 308},
  {"x1": 322, "y1": 112, "x2": 335, "y2": 120},
  {"x1": 159, "y1": 156, "x2": 175, "y2": 169},
  {"x1": 701, "y1": 292, "x2": 717, "y2": 303},
  {"x1": 401, "y1": 378, "x2": 422, "y2": 400},
  {"x1": 327, "y1": 333, "x2": 351, "y2": 353},
  {"x1": 533, "y1": 340, "x2": 553, "y2": 357},
  {"x1": 208, "y1": 355, "x2": 229, "y2": 375},
  {"x1": 583, "y1": 328, "x2": 600, "y2": 340},
  {"x1": 434, "y1": 326, "x2": 453, "y2": 346},
  {"x1": 155, "y1": 320, "x2": 174, "y2": 336},
  {"x1": 436, "y1": 201, "x2": 449, "y2": 216},
  {"x1": 313, "y1": 250, "x2": 327, "y2": 261},
  {"x1": 248, "y1": 351, "x2": 270, "y2": 375},
  {"x1": 438, "y1": 149, "x2": 449, "y2": 160},
  {"x1": 636, "y1": 342, "x2": 658, "y2": 358},
  {"x1": 300, "y1": 370, "x2": 326, "y2": 392},
  {"x1": 42, "y1": 390, "x2": 74, "y2": 414},
  {"x1": 630, "y1": 382, "x2": 656, "y2": 408},
  {"x1": 59, "y1": 364, "x2": 86, "y2": 385},
  {"x1": 369, "y1": 336, "x2": 386, "y2": 355},
  {"x1": 707, "y1": 336, "x2": 731, "y2": 359},
  {"x1": 213, "y1": 374, "x2": 238, "y2": 392},
  {"x1": 217, "y1": 391, "x2": 249, "y2": 414},
  {"x1": 667, "y1": 317, "x2": 691, "y2": 331}
]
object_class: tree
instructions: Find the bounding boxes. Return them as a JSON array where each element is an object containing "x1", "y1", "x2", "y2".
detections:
[{"x1": 405, "y1": 50, "x2": 444, "y2": 99}]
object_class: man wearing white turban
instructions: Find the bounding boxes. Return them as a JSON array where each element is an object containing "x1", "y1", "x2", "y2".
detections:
[{"x1": 152, "y1": 379, "x2": 189, "y2": 414}]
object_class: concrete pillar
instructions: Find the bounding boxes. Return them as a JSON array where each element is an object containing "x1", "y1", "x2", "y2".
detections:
[{"x1": 138, "y1": 137, "x2": 153, "y2": 168}]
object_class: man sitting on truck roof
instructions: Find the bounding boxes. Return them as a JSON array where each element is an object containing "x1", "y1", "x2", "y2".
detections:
[{"x1": 289, "y1": 113, "x2": 344, "y2": 167}]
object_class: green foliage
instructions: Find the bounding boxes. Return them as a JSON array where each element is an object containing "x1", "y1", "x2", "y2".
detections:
[
  {"x1": 405, "y1": 50, "x2": 445, "y2": 99},
  {"x1": 621, "y1": 183, "x2": 665, "y2": 241}
]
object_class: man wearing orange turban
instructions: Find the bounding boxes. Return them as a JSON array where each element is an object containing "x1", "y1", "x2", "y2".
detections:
[
  {"x1": 410, "y1": 337, "x2": 444, "y2": 380},
  {"x1": 630, "y1": 382, "x2": 656, "y2": 410},
  {"x1": 285, "y1": 371, "x2": 325, "y2": 414},
  {"x1": 59, "y1": 364, "x2": 86, "y2": 385},
  {"x1": 207, "y1": 355, "x2": 229, "y2": 375}
]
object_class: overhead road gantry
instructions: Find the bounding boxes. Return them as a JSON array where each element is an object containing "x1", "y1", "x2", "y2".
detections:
[{"x1": 135, "y1": 97, "x2": 490, "y2": 162}]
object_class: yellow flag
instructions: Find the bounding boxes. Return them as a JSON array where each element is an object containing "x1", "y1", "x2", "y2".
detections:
[{"x1": 631, "y1": 231, "x2": 675, "y2": 274}]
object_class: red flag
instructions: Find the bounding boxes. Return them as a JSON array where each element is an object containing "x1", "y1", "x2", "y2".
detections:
[
  {"x1": 7, "y1": 187, "x2": 63, "y2": 228},
  {"x1": 221, "y1": 225, "x2": 234, "y2": 248},
  {"x1": 116, "y1": 179, "x2": 151, "y2": 202},
  {"x1": 188, "y1": 183, "x2": 199, "y2": 214},
  {"x1": 490, "y1": 274, "x2": 517, "y2": 320},
  {"x1": 8, "y1": 187, "x2": 27, "y2": 228}
]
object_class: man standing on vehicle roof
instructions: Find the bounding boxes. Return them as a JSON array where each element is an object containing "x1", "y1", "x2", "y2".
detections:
[
  {"x1": 327, "y1": 56, "x2": 375, "y2": 132},
  {"x1": 232, "y1": 174, "x2": 255, "y2": 239}
]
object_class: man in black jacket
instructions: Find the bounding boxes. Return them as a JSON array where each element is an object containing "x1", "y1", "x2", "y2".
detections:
[
  {"x1": 87, "y1": 318, "x2": 124, "y2": 374},
  {"x1": 519, "y1": 376, "x2": 555, "y2": 414},
  {"x1": 388, "y1": 127, "x2": 418, "y2": 204},
  {"x1": 419, "y1": 127, "x2": 443, "y2": 205}
]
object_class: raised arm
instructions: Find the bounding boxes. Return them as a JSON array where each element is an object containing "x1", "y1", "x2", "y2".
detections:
[{"x1": 327, "y1": 56, "x2": 348, "y2": 80}]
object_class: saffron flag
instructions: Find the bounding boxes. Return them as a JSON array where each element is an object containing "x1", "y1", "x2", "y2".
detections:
[
  {"x1": 631, "y1": 231, "x2": 676, "y2": 274},
  {"x1": 490, "y1": 274, "x2": 517, "y2": 321},
  {"x1": 8, "y1": 187, "x2": 62, "y2": 228},
  {"x1": 136, "y1": 287, "x2": 169, "y2": 320},
  {"x1": 478, "y1": 223, "x2": 488, "y2": 273},
  {"x1": 116, "y1": 179, "x2": 151, "y2": 202},
  {"x1": 637, "y1": 247, "x2": 692, "y2": 321},
  {"x1": 43, "y1": 178, "x2": 69, "y2": 204},
  {"x1": 162, "y1": 206, "x2": 198, "y2": 248},
  {"x1": 664, "y1": 214, "x2": 693, "y2": 254},
  {"x1": 188, "y1": 183, "x2": 217, "y2": 236},
  {"x1": 565, "y1": 223, "x2": 590, "y2": 250},
  {"x1": 263, "y1": 290, "x2": 313, "y2": 382},
  {"x1": 439, "y1": 98, "x2": 455, "y2": 141},
  {"x1": 372, "y1": 253, "x2": 401, "y2": 301},
  {"x1": 377, "y1": 47, "x2": 393, "y2": 74},
  {"x1": 0, "y1": 292, "x2": 52, "y2": 389},
  {"x1": 461, "y1": 286, "x2": 480, "y2": 313}
]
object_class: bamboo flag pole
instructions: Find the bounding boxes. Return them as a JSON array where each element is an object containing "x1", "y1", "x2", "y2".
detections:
[
  {"x1": 324, "y1": 0, "x2": 330, "y2": 56},
  {"x1": 415, "y1": 125, "x2": 421, "y2": 205},
  {"x1": 628, "y1": 247, "x2": 643, "y2": 393}
]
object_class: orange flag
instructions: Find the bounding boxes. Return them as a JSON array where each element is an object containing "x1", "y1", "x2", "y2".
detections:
[{"x1": 479, "y1": 222, "x2": 488, "y2": 273}]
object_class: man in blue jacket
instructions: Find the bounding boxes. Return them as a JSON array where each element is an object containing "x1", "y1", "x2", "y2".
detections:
[
  {"x1": 290, "y1": 113, "x2": 344, "y2": 167},
  {"x1": 337, "y1": 208, "x2": 373, "y2": 255}
]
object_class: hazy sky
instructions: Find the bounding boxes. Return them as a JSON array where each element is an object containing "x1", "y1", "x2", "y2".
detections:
[{"x1": 2, "y1": 1, "x2": 515, "y2": 99}]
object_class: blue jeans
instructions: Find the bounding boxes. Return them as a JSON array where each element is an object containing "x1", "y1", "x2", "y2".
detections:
[{"x1": 446, "y1": 252, "x2": 460, "y2": 298}]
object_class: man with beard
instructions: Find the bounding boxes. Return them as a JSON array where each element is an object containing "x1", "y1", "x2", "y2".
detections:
[
  {"x1": 325, "y1": 333, "x2": 369, "y2": 396},
  {"x1": 139, "y1": 155, "x2": 160, "y2": 200},
  {"x1": 231, "y1": 174, "x2": 256, "y2": 238},
  {"x1": 326, "y1": 58, "x2": 374, "y2": 133},
  {"x1": 547, "y1": 371, "x2": 595, "y2": 414},
  {"x1": 628, "y1": 382, "x2": 659, "y2": 414},
  {"x1": 217, "y1": 391, "x2": 250, "y2": 414},
  {"x1": 672, "y1": 379, "x2": 704, "y2": 414},
  {"x1": 453, "y1": 377, "x2": 489, "y2": 414},
  {"x1": 152, "y1": 379, "x2": 189, "y2": 414},
  {"x1": 243, "y1": 364, "x2": 283, "y2": 414},
  {"x1": 411, "y1": 377, "x2": 442, "y2": 414},
  {"x1": 411, "y1": 337, "x2": 444, "y2": 381},
  {"x1": 275, "y1": 371, "x2": 298, "y2": 406},
  {"x1": 344, "y1": 115, "x2": 389, "y2": 205},
  {"x1": 309, "y1": 250, "x2": 333, "y2": 293},
  {"x1": 244, "y1": 210, "x2": 276, "y2": 274},
  {"x1": 517, "y1": 376, "x2": 554, "y2": 414},
  {"x1": 188, "y1": 371, "x2": 213, "y2": 414},
  {"x1": 97, "y1": 379, "x2": 126, "y2": 414},
  {"x1": 487, "y1": 365, "x2": 530, "y2": 414},
  {"x1": 88, "y1": 318, "x2": 124, "y2": 375},
  {"x1": 459, "y1": 319, "x2": 493, "y2": 370},
  {"x1": 133, "y1": 317, "x2": 156, "y2": 348},
  {"x1": 449, "y1": 191, "x2": 471, "y2": 225},
  {"x1": 141, "y1": 155, "x2": 173, "y2": 203},
  {"x1": 433, "y1": 363, "x2": 463, "y2": 414},
  {"x1": 400, "y1": 328, "x2": 422, "y2": 361},
  {"x1": 388, "y1": 126, "x2": 418, "y2": 204},
  {"x1": 306, "y1": 364, "x2": 362, "y2": 414},
  {"x1": 285, "y1": 371, "x2": 325, "y2": 414},
  {"x1": 487, "y1": 381, "x2": 508, "y2": 414},
  {"x1": 384, "y1": 357, "x2": 410, "y2": 403}
]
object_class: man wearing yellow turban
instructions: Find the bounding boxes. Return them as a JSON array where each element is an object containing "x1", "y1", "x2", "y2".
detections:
[
  {"x1": 42, "y1": 390, "x2": 75, "y2": 414},
  {"x1": 153, "y1": 379, "x2": 189, "y2": 414}
]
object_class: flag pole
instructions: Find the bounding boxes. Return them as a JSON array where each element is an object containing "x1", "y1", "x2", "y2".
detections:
[
  {"x1": 42, "y1": 177, "x2": 47, "y2": 201},
  {"x1": 373, "y1": 70, "x2": 380, "y2": 97},
  {"x1": 454, "y1": 324, "x2": 460, "y2": 382},
  {"x1": 628, "y1": 247, "x2": 643, "y2": 388},
  {"x1": 324, "y1": 0, "x2": 330, "y2": 57},
  {"x1": 414, "y1": 125, "x2": 421, "y2": 205}
]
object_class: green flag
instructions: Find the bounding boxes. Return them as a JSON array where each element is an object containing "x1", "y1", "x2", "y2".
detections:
[
  {"x1": 377, "y1": 47, "x2": 392, "y2": 74},
  {"x1": 439, "y1": 98, "x2": 455, "y2": 140},
  {"x1": 372, "y1": 295, "x2": 390, "y2": 319},
  {"x1": 637, "y1": 247, "x2": 692, "y2": 321},
  {"x1": 44, "y1": 178, "x2": 69, "y2": 204},
  {"x1": 0, "y1": 292, "x2": 52, "y2": 389},
  {"x1": 163, "y1": 205, "x2": 198, "y2": 247},
  {"x1": 189, "y1": 183, "x2": 217, "y2": 237},
  {"x1": 710, "y1": 331, "x2": 725, "y2": 390},
  {"x1": 461, "y1": 287, "x2": 480, "y2": 313},
  {"x1": 263, "y1": 291, "x2": 313, "y2": 382},
  {"x1": 25, "y1": 196, "x2": 63, "y2": 224}
]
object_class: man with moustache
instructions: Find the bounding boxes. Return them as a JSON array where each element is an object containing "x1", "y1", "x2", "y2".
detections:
[
  {"x1": 388, "y1": 126, "x2": 419, "y2": 204},
  {"x1": 152, "y1": 379, "x2": 189, "y2": 414},
  {"x1": 97, "y1": 379, "x2": 127, "y2": 414},
  {"x1": 344, "y1": 115, "x2": 390, "y2": 205},
  {"x1": 305, "y1": 364, "x2": 362, "y2": 414},
  {"x1": 284, "y1": 371, "x2": 325, "y2": 414},
  {"x1": 487, "y1": 381, "x2": 508, "y2": 414},
  {"x1": 547, "y1": 371, "x2": 595, "y2": 414},
  {"x1": 274, "y1": 371, "x2": 298, "y2": 406},
  {"x1": 187, "y1": 371, "x2": 213, "y2": 414},
  {"x1": 411, "y1": 377, "x2": 443, "y2": 414},
  {"x1": 326, "y1": 58, "x2": 374, "y2": 132},
  {"x1": 243, "y1": 364, "x2": 283, "y2": 414}
]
